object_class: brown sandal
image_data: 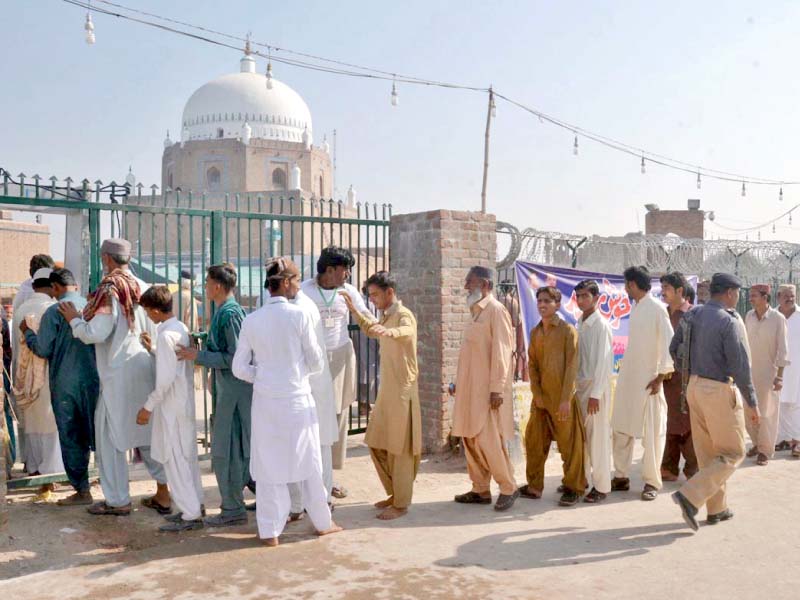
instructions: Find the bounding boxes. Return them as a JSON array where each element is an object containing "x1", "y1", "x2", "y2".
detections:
[
  {"x1": 87, "y1": 501, "x2": 131, "y2": 516},
  {"x1": 517, "y1": 485, "x2": 543, "y2": 499},
  {"x1": 141, "y1": 496, "x2": 172, "y2": 515},
  {"x1": 454, "y1": 491, "x2": 492, "y2": 504}
]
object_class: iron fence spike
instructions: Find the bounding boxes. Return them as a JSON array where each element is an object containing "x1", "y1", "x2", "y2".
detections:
[
  {"x1": 32, "y1": 174, "x2": 41, "y2": 181},
  {"x1": 18, "y1": 173, "x2": 26, "y2": 179}
]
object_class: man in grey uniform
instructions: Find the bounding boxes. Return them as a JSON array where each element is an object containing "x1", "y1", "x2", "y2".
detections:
[{"x1": 670, "y1": 273, "x2": 760, "y2": 532}]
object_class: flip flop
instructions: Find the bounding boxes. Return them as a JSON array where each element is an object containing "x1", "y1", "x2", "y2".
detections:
[{"x1": 141, "y1": 496, "x2": 172, "y2": 515}]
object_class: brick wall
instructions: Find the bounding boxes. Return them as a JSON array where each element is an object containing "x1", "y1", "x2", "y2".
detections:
[
  {"x1": 645, "y1": 209, "x2": 704, "y2": 239},
  {"x1": 0, "y1": 220, "x2": 50, "y2": 301},
  {"x1": 390, "y1": 210, "x2": 496, "y2": 453}
]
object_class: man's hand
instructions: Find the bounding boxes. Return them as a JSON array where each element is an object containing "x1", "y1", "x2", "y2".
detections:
[
  {"x1": 140, "y1": 332, "x2": 153, "y2": 353},
  {"x1": 587, "y1": 398, "x2": 600, "y2": 415},
  {"x1": 136, "y1": 407, "x2": 151, "y2": 426},
  {"x1": 338, "y1": 291, "x2": 359, "y2": 316},
  {"x1": 557, "y1": 401, "x2": 571, "y2": 422},
  {"x1": 176, "y1": 344, "x2": 198, "y2": 361},
  {"x1": 773, "y1": 377, "x2": 783, "y2": 392},
  {"x1": 646, "y1": 374, "x2": 665, "y2": 396},
  {"x1": 749, "y1": 405, "x2": 761, "y2": 426},
  {"x1": 369, "y1": 324, "x2": 389, "y2": 337},
  {"x1": 490, "y1": 392, "x2": 503, "y2": 410},
  {"x1": 19, "y1": 319, "x2": 29, "y2": 334},
  {"x1": 57, "y1": 301, "x2": 81, "y2": 322},
  {"x1": 532, "y1": 396, "x2": 544, "y2": 410}
]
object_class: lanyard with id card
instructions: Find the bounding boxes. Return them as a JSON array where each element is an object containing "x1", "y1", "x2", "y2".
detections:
[{"x1": 318, "y1": 286, "x2": 340, "y2": 329}]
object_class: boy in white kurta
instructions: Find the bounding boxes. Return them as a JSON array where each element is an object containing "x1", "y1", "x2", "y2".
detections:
[
  {"x1": 137, "y1": 286, "x2": 204, "y2": 532},
  {"x1": 233, "y1": 257, "x2": 342, "y2": 547},
  {"x1": 574, "y1": 280, "x2": 614, "y2": 503},
  {"x1": 611, "y1": 266, "x2": 674, "y2": 501}
]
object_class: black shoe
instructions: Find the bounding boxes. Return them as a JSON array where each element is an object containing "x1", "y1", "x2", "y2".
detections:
[
  {"x1": 494, "y1": 489, "x2": 519, "y2": 511},
  {"x1": 611, "y1": 477, "x2": 630, "y2": 492},
  {"x1": 556, "y1": 484, "x2": 567, "y2": 493},
  {"x1": 672, "y1": 491, "x2": 699, "y2": 532},
  {"x1": 558, "y1": 490, "x2": 580, "y2": 506},
  {"x1": 245, "y1": 502, "x2": 257, "y2": 511},
  {"x1": 707, "y1": 508, "x2": 734, "y2": 525}
]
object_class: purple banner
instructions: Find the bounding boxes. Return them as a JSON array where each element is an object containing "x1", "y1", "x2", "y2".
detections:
[{"x1": 515, "y1": 261, "x2": 696, "y2": 372}]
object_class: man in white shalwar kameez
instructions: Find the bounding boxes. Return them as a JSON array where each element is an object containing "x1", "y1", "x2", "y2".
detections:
[
  {"x1": 233, "y1": 257, "x2": 342, "y2": 546},
  {"x1": 137, "y1": 286, "x2": 204, "y2": 532},
  {"x1": 574, "y1": 280, "x2": 613, "y2": 503},
  {"x1": 14, "y1": 269, "x2": 63, "y2": 494},
  {"x1": 288, "y1": 289, "x2": 339, "y2": 519},
  {"x1": 776, "y1": 284, "x2": 800, "y2": 457},
  {"x1": 60, "y1": 238, "x2": 168, "y2": 516},
  {"x1": 611, "y1": 266, "x2": 674, "y2": 501}
]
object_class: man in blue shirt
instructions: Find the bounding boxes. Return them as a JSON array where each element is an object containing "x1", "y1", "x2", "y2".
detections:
[
  {"x1": 22, "y1": 269, "x2": 99, "y2": 505},
  {"x1": 669, "y1": 272, "x2": 760, "y2": 532}
]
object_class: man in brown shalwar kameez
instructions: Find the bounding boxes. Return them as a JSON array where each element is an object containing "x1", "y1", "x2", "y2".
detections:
[
  {"x1": 518, "y1": 286, "x2": 586, "y2": 506},
  {"x1": 660, "y1": 272, "x2": 698, "y2": 481},
  {"x1": 451, "y1": 266, "x2": 518, "y2": 512}
]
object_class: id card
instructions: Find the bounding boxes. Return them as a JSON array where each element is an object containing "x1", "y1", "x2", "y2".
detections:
[{"x1": 324, "y1": 317, "x2": 336, "y2": 328}]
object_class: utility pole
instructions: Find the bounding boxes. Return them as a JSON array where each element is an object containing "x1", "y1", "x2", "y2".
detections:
[{"x1": 480, "y1": 87, "x2": 494, "y2": 214}]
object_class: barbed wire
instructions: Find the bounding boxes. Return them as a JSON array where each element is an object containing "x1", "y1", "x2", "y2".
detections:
[{"x1": 497, "y1": 222, "x2": 800, "y2": 285}]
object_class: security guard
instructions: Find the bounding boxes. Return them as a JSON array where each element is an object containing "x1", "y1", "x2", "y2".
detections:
[{"x1": 669, "y1": 272, "x2": 760, "y2": 531}]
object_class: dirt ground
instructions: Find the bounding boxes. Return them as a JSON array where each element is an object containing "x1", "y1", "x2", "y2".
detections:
[{"x1": 1, "y1": 435, "x2": 798, "y2": 599}]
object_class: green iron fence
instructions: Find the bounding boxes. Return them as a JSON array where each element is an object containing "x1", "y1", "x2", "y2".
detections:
[{"x1": 0, "y1": 168, "x2": 389, "y2": 488}]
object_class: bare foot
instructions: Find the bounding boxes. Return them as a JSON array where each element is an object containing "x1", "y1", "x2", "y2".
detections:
[
  {"x1": 374, "y1": 497, "x2": 394, "y2": 509},
  {"x1": 377, "y1": 506, "x2": 407, "y2": 520},
  {"x1": 262, "y1": 537, "x2": 279, "y2": 547},
  {"x1": 317, "y1": 521, "x2": 344, "y2": 536}
]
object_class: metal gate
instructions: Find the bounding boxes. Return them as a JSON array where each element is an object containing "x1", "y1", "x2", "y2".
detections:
[{"x1": 0, "y1": 168, "x2": 388, "y2": 487}]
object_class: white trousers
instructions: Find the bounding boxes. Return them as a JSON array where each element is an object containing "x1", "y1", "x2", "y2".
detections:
[
  {"x1": 578, "y1": 394, "x2": 612, "y2": 494},
  {"x1": 96, "y1": 408, "x2": 166, "y2": 507},
  {"x1": 256, "y1": 469, "x2": 332, "y2": 540},
  {"x1": 289, "y1": 444, "x2": 333, "y2": 512},
  {"x1": 162, "y1": 444, "x2": 204, "y2": 521},
  {"x1": 779, "y1": 403, "x2": 800, "y2": 441},
  {"x1": 612, "y1": 396, "x2": 667, "y2": 489}
]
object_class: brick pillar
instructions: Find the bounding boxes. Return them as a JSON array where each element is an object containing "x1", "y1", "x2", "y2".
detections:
[{"x1": 390, "y1": 210, "x2": 496, "y2": 453}]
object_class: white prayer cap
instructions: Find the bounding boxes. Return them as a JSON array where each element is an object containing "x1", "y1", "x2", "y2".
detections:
[
  {"x1": 32, "y1": 268, "x2": 53, "y2": 286},
  {"x1": 100, "y1": 237, "x2": 132, "y2": 257}
]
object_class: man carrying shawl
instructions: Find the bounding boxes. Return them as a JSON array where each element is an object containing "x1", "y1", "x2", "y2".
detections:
[{"x1": 59, "y1": 238, "x2": 169, "y2": 516}]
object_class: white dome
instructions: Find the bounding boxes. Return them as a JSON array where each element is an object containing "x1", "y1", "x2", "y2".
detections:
[{"x1": 181, "y1": 55, "x2": 313, "y2": 144}]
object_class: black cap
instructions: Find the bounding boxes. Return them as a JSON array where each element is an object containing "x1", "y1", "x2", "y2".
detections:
[{"x1": 710, "y1": 272, "x2": 743, "y2": 290}]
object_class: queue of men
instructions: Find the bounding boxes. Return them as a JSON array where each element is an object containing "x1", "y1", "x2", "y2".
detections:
[{"x1": 2, "y1": 238, "x2": 797, "y2": 542}]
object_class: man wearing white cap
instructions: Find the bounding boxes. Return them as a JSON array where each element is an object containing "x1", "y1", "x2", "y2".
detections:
[
  {"x1": 59, "y1": 238, "x2": 169, "y2": 516},
  {"x1": 13, "y1": 268, "x2": 63, "y2": 498},
  {"x1": 777, "y1": 284, "x2": 800, "y2": 457}
]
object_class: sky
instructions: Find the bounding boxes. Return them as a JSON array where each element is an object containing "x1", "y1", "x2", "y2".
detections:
[{"x1": 3, "y1": 0, "x2": 800, "y2": 258}]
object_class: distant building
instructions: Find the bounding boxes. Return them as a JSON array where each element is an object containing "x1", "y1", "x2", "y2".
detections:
[{"x1": 644, "y1": 199, "x2": 705, "y2": 239}]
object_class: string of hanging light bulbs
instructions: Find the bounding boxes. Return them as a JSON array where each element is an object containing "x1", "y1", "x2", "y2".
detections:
[{"x1": 64, "y1": 0, "x2": 799, "y2": 208}]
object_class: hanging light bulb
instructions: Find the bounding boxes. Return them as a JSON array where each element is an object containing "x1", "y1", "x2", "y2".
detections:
[
  {"x1": 758, "y1": 230, "x2": 762, "y2": 241},
  {"x1": 391, "y1": 80, "x2": 399, "y2": 107},
  {"x1": 773, "y1": 223, "x2": 776, "y2": 234},
  {"x1": 84, "y1": 12, "x2": 95, "y2": 45},
  {"x1": 790, "y1": 212, "x2": 794, "y2": 226},
  {"x1": 640, "y1": 155, "x2": 646, "y2": 175},
  {"x1": 741, "y1": 181, "x2": 746, "y2": 197},
  {"x1": 696, "y1": 172, "x2": 701, "y2": 190},
  {"x1": 573, "y1": 134, "x2": 579, "y2": 156},
  {"x1": 780, "y1": 186, "x2": 784, "y2": 202},
  {"x1": 266, "y1": 60, "x2": 273, "y2": 90}
]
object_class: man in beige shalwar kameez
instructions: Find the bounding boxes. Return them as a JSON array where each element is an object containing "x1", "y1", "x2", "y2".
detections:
[
  {"x1": 451, "y1": 266, "x2": 518, "y2": 512},
  {"x1": 343, "y1": 271, "x2": 421, "y2": 520},
  {"x1": 744, "y1": 284, "x2": 789, "y2": 466}
]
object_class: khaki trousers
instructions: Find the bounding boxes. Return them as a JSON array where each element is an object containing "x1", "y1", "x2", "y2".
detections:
[
  {"x1": 745, "y1": 386, "x2": 779, "y2": 458},
  {"x1": 462, "y1": 410, "x2": 517, "y2": 496},
  {"x1": 328, "y1": 342, "x2": 356, "y2": 470},
  {"x1": 525, "y1": 399, "x2": 586, "y2": 494},
  {"x1": 679, "y1": 376, "x2": 746, "y2": 515},
  {"x1": 370, "y1": 447, "x2": 420, "y2": 508},
  {"x1": 613, "y1": 394, "x2": 667, "y2": 489}
]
